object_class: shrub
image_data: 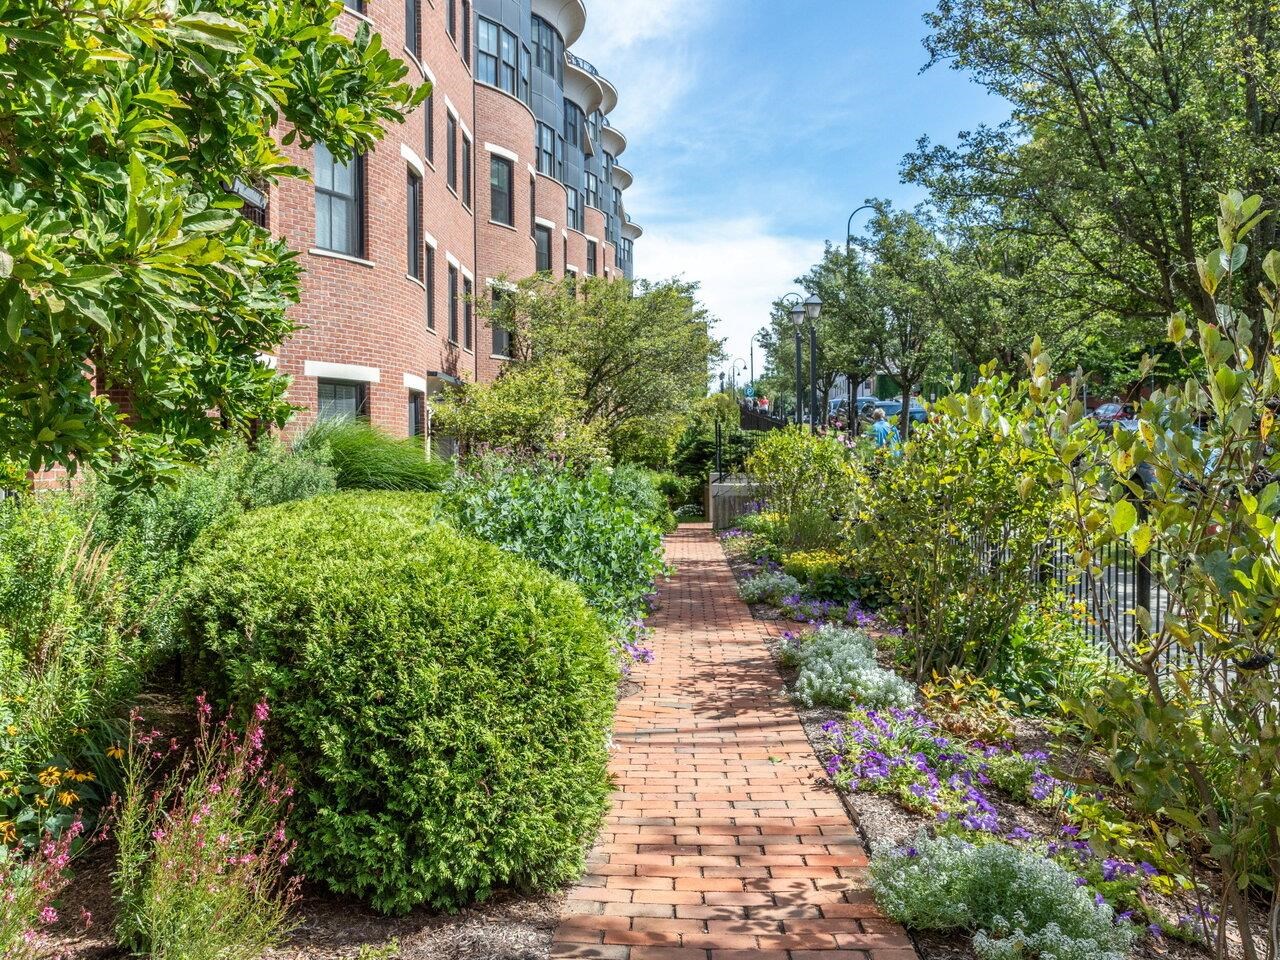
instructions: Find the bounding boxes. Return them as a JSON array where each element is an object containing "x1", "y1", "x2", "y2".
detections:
[
  {"x1": 789, "y1": 625, "x2": 915, "y2": 710},
  {"x1": 738, "y1": 568, "x2": 802, "y2": 606},
  {"x1": 608, "y1": 463, "x2": 677, "y2": 533},
  {"x1": 920, "y1": 669, "x2": 1018, "y2": 742},
  {"x1": 87, "y1": 439, "x2": 337, "y2": 656},
  {"x1": 444, "y1": 460, "x2": 666, "y2": 630},
  {"x1": 0, "y1": 497, "x2": 136, "y2": 844},
  {"x1": 871, "y1": 834, "x2": 1136, "y2": 960},
  {"x1": 184, "y1": 493, "x2": 618, "y2": 914},
  {"x1": 0, "y1": 818, "x2": 83, "y2": 958},
  {"x1": 295, "y1": 419, "x2": 451, "y2": 492},
  {"x1": 782, "y1": 549, "x2": 856, "y2": 601},
  {"x1": 113, "y1": 700, "x2": 298, "y2": 960},
  {"x1": 853, "y1": 373, "x2": 1062, "y2": 684},
  {"x1": 746, "y1": 427, "x2": 864, "y2": 551}
]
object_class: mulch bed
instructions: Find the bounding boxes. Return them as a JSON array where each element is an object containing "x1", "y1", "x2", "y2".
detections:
[{"x1": 721, "y1": 545, "x2": 1247, "y2": 960}]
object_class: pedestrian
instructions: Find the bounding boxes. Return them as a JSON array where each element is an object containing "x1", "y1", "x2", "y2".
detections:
[
  {"x1": 759, "y1": 396, "x2": 770, "y2": 415},
  {"x1": 870, "y1": 408, "x2": 900, "y2": 451}
]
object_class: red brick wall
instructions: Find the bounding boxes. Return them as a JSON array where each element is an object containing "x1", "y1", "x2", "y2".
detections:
[
  {"x1": 534, "y1": 173, "x2": 569, "y2": 278},
  {"x1": 270, "y1": 0, "x2": 479, "y2": 440},
  {"x1": 474, "y1": 84, "x2": 537, "y2": 384}
]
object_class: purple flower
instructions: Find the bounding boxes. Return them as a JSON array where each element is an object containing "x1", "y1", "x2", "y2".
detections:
[
  {"x1": 1060, "y1": 824, "x2": 1080, "y2": 836},
  {"x1": 1148, "y1": 924, "x2": 1164, "y2": 939},
  {"x1": 1005, "y1": 827, "x2": 1033, "y2": 841},
  {"x1": 1074, "y1": 877, "x2": 1088, "y2": 886},
  {"x1": 1138, "y1": 861, "x2": 1158, "y2": 877}
]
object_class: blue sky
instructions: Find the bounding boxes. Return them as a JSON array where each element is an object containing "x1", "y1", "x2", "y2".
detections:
[{"x1": 574, "y1": 0, "x2": 1011, "y2": 382}]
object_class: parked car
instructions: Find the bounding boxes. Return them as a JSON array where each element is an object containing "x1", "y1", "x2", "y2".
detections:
[
  {"x1": 1089, "y1": 402, "x2": 1136, "y2": 432},
  {"x1": 863, "y1": 399, "x2": 928, "y2": 424}
]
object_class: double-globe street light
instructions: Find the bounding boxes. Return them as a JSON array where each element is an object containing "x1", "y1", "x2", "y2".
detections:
[{"x1": 779, "y1": 292, "x2": 824, "y2": 432}]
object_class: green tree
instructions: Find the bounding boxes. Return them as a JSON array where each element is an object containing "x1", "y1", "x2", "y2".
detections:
[
  {"x1": 909, "y1": 0, "x2": 1280, "y2": 348},
  {"x1": 0, "y1": 0, "x2": 425, "y2": 483},
  {"x1": 485, "y1": 274, "x2": 723, "y2": 461}
]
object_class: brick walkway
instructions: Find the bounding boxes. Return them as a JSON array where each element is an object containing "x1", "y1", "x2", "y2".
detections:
[{"x1": 549, "y1": 525, "x2": 916, "y2": 960}]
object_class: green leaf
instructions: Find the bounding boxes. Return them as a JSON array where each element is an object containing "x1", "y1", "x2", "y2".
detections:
[{"x1": 1112, "y1": 500, "x2": 1138, "y2": 535}]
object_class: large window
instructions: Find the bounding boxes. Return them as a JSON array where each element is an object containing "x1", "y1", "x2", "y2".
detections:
[
  {"x1": 317, "y1": 380, "x2": 367, "y2": 421},
  {"x1": 446, "y1": 114, "x2": 458, "y2": 192},
  {"x1": 563, "y1": 101, "x2": 583, "y2": 150},
  {"x1": 519, "y1": 45, "x2": 531, "y2": 105},
  {"x1": 536, "y1": 123, "x2": 556, "y2": 176},
  {"x1": 463, "y1": 276, "x2": 473, "y2": 350},
  {"x1": 532, "y1": 15, "x2": 563, "y2": 82},
  {"x1": 566, "y1": 188, "x2": 582, "y2": 232},
  {"x1": 424, "y1": 92, "x2": 434, "y2": 164},
  {"x1": 477, "y1": 17, "x2": 499, "y2": 85},
  {"x1": 408, "y1": 390, "x2": 425, "y2": 437},
  {"x1": 585, "y1": 171, "x2": 599, "y2": 209},
  {"x1": 446, "y1": 0, "x2": 456, "y2": 39},
  {"x1": 407, "y1": 170, "x2": 423, "y2": 279},
  {"x1": 426, "y1": 246, "x2": 436, "y2": 329},
  {"x1": 490, "y1": 156, "x2": 513, "y2": 226},
  {"x1": 586, "y1": 239, "x2": 597, "y2": 276},
  {"x1": 491, "y1": 288, "x2": 512, "y2": 357},
  {"x1": 405, "y1": 0, "x2": 420, "y2": 59},
  {"x1": 448, "y1": 264, "x2": 459, "y2": 342},
  {"x1": 314, "y1": 143, "x2": 362, "y2": 256},
  {"x1": 461, "y1": 136, "x2": 472, "y2": 208},
  {"x1": 535, "y1": 224, "x2": 552, "y2": 272}
]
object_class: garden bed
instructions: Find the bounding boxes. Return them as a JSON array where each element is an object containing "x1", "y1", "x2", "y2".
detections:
[{"x1": 723, "y1": 544, "x2": 1250, "y2": 960}]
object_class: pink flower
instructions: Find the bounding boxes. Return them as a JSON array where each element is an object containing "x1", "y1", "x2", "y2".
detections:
[
  {"x1": 39, "y1": 906, "x2": 58, "y2": 925},
  {"x1": 151, "y1": 828, "x2": 166, "y2": 842}
]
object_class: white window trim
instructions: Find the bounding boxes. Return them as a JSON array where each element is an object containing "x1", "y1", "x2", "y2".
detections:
[
  {"x1": 257, "y1": 353, "x2": 278, "y2": 370},
  {"x1": 443, "y1": 95, "x2": 473, "y2": 141},
  {"x1": 341, "y1": 4, "x2": 374, "y2": 25},
  {"x1": 485, "y1": 142, "x2": 518, "y2": 163},
  {"x1": 304, "y1": 361, "x2": 381, "y2": 383},
  {"x1": 490, "y1": 353, "x2": 513, "y2": 361},
  {"x1": 566, "y1": 264, "x2": 579, "y2": 274},
  {"x1": 527, "y1": 163, "x2": 536, "y2": 176},
  {"x1": 404, "y1": 372, "x2": 428, "y2": 393},
  {"x1": 535, "y1": 216, "x2": 557, "y2": 230},
  {"x1": 585, "y1": 234, "x2": 600, "y2": 244},
  {"x1": 309, "y1": 247, "x2": 375, "y2": 268},
  {"x1": 445, "y1": 251, "x2": 461, "y2": 270},
  {"x1": 405, "y1": 274, "x2": 426, "y2": 290},
  {"x1": 401, "y1": 143, "x2": 426, "y2": 177},
  {"x1": 423, "y1": 229, "x2": 439, "y2": 250},
  {"x1": 460, "y1": 265, "x2": 475, "y2": 283},
  {"x1": 402, "y1": 47, "x2": 430, "y2": 80}
]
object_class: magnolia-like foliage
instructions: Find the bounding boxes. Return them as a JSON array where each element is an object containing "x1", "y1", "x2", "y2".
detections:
[
  {"x1": 950, "y1": 192, "x2": 1279, "y2": 960},
  {"x1": 0, "y1": 0, "x2": 427, "y2": 485}
]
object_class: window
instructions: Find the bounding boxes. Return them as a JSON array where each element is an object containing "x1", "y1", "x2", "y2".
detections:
[
  {"x1": 489, "y1": 156, "x2": 513, "y2": 226},
  {"x1": 529, "y1": 174, "x2": 536, "y2": 237},
  {"x1": 536, "y1": 123, "x2": 556, "y2": 176},
  {"x1": 500, "y1": 29, "x2": 516, "y2": 92},
  {"x1": 462, "y1": 136, "x2": 472, "y2": 208},
  {"x1": 426, "y1": 246, "x2": 436, "y2": 328},
  {"x1": 446, "y1": 113, "x2": 458, "y2": 192},
  {"x1": 491, "y1": 288, "x2": 512, "y2": 357},
  {"x1": 463, "y1": 276, "x2": 473, "y2": 350},
  {"x1": 405, "y1": 0, "x2": 420, "y2": 60},
  {"x1": 408, "y1": 390, "x2": 425, "y2": 437},
  {"x1": 535, "y1": 224, "x2": 552, "y2": 272},
  {"x1": 563, "y1": 101, "x2": 582, "y2": 150},
  {"x1": 317, "y1": 380, "x2": 367, "y2": 421},
  {"x1": 447, "y1": 0, "x2": 456, "y2": 39},
  {"x1": 585, "y1": 171, "x2": 599, "y2": 209},
  {"x1": 532, "y1": 15, "x2": 563, "y2": 81},
  {"x1": 566, "y1": 188, "x2": 582, "y2": 232},
  {"x1": 448, "y1": 264, "x2": 459, "y2": 342},
  {"x1": 314, "y1": 143, "x2": 362, "y2": 256},
  {"x1": 519, "y1": 45, "x2": 531, "y2": 105},
  {"x1": 462, "y1": 0, "x2": 471, "y2": 66},
  {"x1": 424, "y1": 92, "x2": 434, "y2": 164},
  {"x1": 477, "y1": 17, "x2": 499, "y2": 85},
  {"x1": 407, "y1": 170, "x2": 423, "y2": 279},
  {"x1": 586, "y1": 239, "x2": 597, "y2": 276},
  {"x1": 344, "y1": 0, "x2": 363, "y2": 11}
]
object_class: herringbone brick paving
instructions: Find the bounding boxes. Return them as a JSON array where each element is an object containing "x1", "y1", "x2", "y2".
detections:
[{"x1": 549, "y1": 524, "x2": 918, "y2": 960}]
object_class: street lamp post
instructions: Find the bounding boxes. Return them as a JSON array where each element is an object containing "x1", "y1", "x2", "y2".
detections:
[
  {"x1": 846, "y1": 203, "x2": 875, "y2": 258},
  {"x1": 789, "y1": 304, "x2": 805, "y2": 427},
  {"x1": 804, "y1": 295, "x2": 823, "y2": 433}
]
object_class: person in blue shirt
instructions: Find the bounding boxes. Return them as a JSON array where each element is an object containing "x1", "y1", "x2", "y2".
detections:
[{"x1": 870, "y1": 408, "x2": 901, "y2": 451}]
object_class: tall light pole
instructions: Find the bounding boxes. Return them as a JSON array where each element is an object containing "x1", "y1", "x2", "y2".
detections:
[
  {"x1": 846, "y1": 203, "x2": 875, "y2": 258},
  {"x1": 779, "y1": 293, "x2": 805, "y2": 426},
  {"x1": 804, "y1": 294, "x2": 823, "y2": 433}
]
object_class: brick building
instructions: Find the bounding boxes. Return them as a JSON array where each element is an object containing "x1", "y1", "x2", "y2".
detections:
[{"x1": 256, "y1": 0, "x2": 641, "y2": 438}]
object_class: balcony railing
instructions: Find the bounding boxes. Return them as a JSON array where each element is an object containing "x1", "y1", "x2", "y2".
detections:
[{"x1": 565, "y1": 52, "x2": 599, "y2": 76}]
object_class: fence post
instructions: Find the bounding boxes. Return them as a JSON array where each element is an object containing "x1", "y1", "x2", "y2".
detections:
[{"x1": 1135, "y1": 497, "x2": 1152, "y2": 642}]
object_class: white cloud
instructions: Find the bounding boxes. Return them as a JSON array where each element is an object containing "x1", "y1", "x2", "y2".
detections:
[{"x1": 633, "y1": 216, "x2": 826, "y2": 383}]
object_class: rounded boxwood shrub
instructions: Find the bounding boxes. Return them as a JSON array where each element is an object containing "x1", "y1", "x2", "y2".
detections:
[{"x1": 183, "y1": 492, "x2": 618, "y2": 915}]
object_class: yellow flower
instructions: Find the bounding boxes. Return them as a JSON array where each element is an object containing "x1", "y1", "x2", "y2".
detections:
[
  {"x1": 0, "y1": 769, "x2": 10, "y2": 782},
  {"x1": 37, "y1": 767, "x2": 61, "y2": 787},
  {"x1": 106, "y1": 745, "x2": 125, "y2": 761},
  {"x1": 34, "y1": 796, "x2": 47, "y2": 808},
  {"x1": 0, "y1": 820, "x2": 15, "y2": 844},
  {"x1": 57, "y1": 790, "x2": 79, "y2": 807},
  {"x1": 3, "y1": 725, "x2": 16, "y2": 737},
  {"x1": 73, "y1": 771, "x2": 96, "y2": 783}
]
